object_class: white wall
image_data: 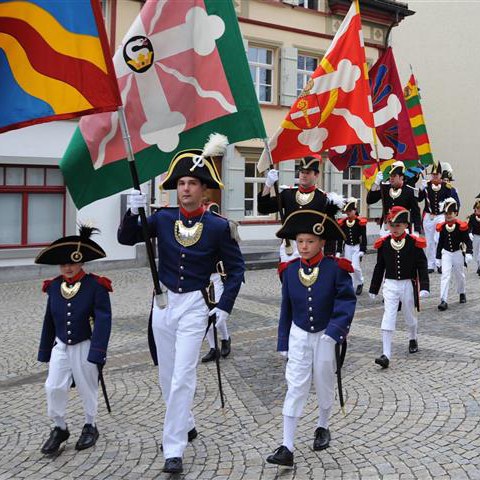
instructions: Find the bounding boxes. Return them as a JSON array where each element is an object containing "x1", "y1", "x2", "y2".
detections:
[{"x1": 393, "y1": 2, "x2": 480, "y2": 215}]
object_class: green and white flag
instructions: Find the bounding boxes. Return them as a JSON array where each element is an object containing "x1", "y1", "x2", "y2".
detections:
[{"x1": 61, "y1": 0, "x2": 265, "y2": 208}]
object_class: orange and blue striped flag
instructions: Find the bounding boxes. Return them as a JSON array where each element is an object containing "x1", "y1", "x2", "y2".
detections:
[{"x1": 0, "y1": 0, "x2": 121, "y2": 134}]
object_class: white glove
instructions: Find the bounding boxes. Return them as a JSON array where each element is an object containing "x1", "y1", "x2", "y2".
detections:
[
  {"x1": 369, "y1": 293, "x2": 377, "y2": 300},
  {"x1": 279, "y1": 351, "x2": 288, "y2": 358},
  {"x1": 419, "y1": 290, "x2": 430, "y2": 298},
  {"x1": 210, "y1": 307, "x2": 229, "y2": 331},
  {"x1": 374, "y1": 171, "x2": 384, "y2": 186},
  {"x1": 465, "y1": 253, "x2": 473, "y2": 264},
  {"x1": 435, "y1": 259, "x2": 442, "y2": 268},
  {"x1": 265, "y1": 169, "x2": 279, "y2": 188},
  {"x1": 321, "y1": 334, "x2": 336, "y2": 344},
  {"x1": 129, "y1": 189, "x2": 147, "y2": 215},
  {"x1": 335, "y1": 252, "x2": 341, "y2": 258},
  {"x1": 358, "y1": 251, "x2": 365, "y2": 258},
  {"x1": 420, "y1": 179, "x2": 428, "y2": 190}
]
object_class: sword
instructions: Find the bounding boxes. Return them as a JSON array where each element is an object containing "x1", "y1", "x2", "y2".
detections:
[
  {"x1": 335, "y1": 341, "x2": 347, "y2": 415},
  {"x1": 98, "y1": 365, "x2": 111, "y2": 413}
]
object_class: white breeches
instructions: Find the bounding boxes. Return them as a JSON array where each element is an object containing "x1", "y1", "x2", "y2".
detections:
[
  {"x1": 45, "y1": 338, "x2": 99, "y2": 424},
  {"x1": 279, "y1": 239, "x2": 300, "y2": 264},
  {"x1": 440, "y1": 250, "x2": 466, "y2": 301},
  {"x1": 423, "y1": 214, "x2": 444, "y2": 269},
  {"x1": 152, "y1": 289, "x2": 209, "y2": 459},
  {"x1": 381, "y1": 279, "x2": 417, "y2": 332},
  {"x1": 206, "y1": 274, "x2": 229, "y2": 348},
  {"x1": 282, "y1": 324, "x2": 336, "y2": 419},
  {"x1": 472, "y1": 234, "x2": 480, "y2": 268},
  {"x1": 344, "y1": 244, "x2": 363, "y2": 287}
]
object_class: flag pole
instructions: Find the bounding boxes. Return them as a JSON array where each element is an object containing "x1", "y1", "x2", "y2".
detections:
[{"x1": 118, "y1": 106, "x2": 166, "y2": 306}]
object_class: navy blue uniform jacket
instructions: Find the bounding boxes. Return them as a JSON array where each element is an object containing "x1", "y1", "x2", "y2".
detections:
[
  {"x1": 38, "y1": 274, "x2": 112, "y2": 365},
  {"x1": 278, "y1": 255, "x2": 356, "y2": 352}
]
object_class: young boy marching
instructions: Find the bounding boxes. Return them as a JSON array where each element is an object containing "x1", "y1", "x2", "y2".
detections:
[
  {"x1": 266, "y1": 210, "x2": 356, "y2": 467},
  {"x1": 369, "y1": 207, "x2": 429, "y2": 369},
  {"x1": 336, "y1": 197, "x2": 368, "y2": 295},
  {"x1": 35, "y1": 226, "x2": 112, "y2": 454},
  {"x1": 467, "y1": 197, "x2": 480, "y2": 277},
  {"x1": 437, "y1": 198, "x2": 473, "y2": 310}
]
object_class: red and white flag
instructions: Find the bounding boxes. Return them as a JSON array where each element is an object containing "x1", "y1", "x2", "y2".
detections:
[{"x1": 258, "y1": 0, "x2": 374, "y2": 171}]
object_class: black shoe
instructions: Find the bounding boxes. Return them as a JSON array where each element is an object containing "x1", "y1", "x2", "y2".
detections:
[
  {"x1": 188, "y1": 427, "x2": 198, "y2": 442},
  {"x1": 438, "y1": 301, "x2": 448, "y2": 311},
  {"x1": 375, "y1": 354, "x2": 390, "y2": 369},
  {"x1": 355, "y1": 284, "x2": 363, "y2": 296},
  {"x1": 220, "y1": 338, "x2": 231, "y2": 358},
  {"x1": 313, "y1": 427, "x2": 331, "y2": 451},
  {"x1": 428, "y1": 268, "x2": 434, "y2": 274},
  {"x1": 409, "y1": 339, "x2": 418, "y2": 354},
  {"x1": 437, "y1": 267, "x2": 442, "y2": 274},
  {"x1": 201, "y1": 348, "x2": 219, "y2": 363},
  {"x1": 41, "y1": 426, "x2": 70, "y2": 454},
  {"x1": 163, "y1": 457, "x2": 183, "y2": 474},
  {"x1": 477, "y1": 267, "x2": 480, "y2": 276},
  {"x1": 75, "y1": 424, "x2": 99, "y2": 451},
  {"x1": 460, "y1": 293, "x2": 467, "y2": 304},
  {"x1": 266, "y1": 445, "x2": 294, "y2": 467}
]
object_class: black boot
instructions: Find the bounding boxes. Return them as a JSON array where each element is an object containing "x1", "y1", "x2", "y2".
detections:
[
  {"x1": 163, "y1": 457, "x2": 183, "y2": 474},
  {"x1": 41, "y1": 426, "x2": 70, "y2": 454},
  {"x1": 437, "y1": 266, "x2": 442, "y2": 274},
  {"x1": 409, "y1": 339, "x2": 418, "y2": 354},
  {"x1": 355, "y1": 284, "x2": 363, "y2": 296},
  {"x1": 221, "y1": 338, "x2": 231, "y2": 358},
  {"x1": 375, "y1": 354, "x2": 390, "y2": 369},
  {"x1": 75, "y1": 424, "x2": 99, "y2": 451},
  {"x1": 201, "y1": 348, "x2": 219, "y2": 363},
  {"x1": 313, "y1": 427, "x2": 331, "y2": 451},
  {"x1": 438, "y1": 300, "x2": 448, "y2": 311},
  {"x1": 428, "y1": 268, "x2": 434, "y2": 274},
  {"x1": 188, "y1": 427, "x2": 198, "y2": 442},
  {"x1": 266, "y1": 446, "x2": 294, "y2": 467},
  {"x1": 459, "y1": 293, "x2": 467, "y2": 304},
  {"x1": 477, "y1": 266, "x2": 480, "y2": 276}
]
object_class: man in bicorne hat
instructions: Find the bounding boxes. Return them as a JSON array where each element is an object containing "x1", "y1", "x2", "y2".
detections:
[
  {"x1": 259, "y1": 157, "x2": 343, "y2": 263},
  {"x1": 118, "y1": 134, "x2": 245, "y2": 474},
  {"x1": 35, "y1": 226, "x2": 112, "y2": 455},
  {"x1": 367, "y1": 160, "x2": 422, "y2": 236},
  {"x1": 369, "y1": 207, "x2": 429, "y2": 369},
  {"x1": 266, "y1": 209, "x2": 356, "y2": 467},
  {"x1": 467, "y1": 197, "x2": 480, "y2": 276},
  {"x1": 418, "y1": 162, "x2": 460, "y2": 273},
  {"x1": 436, "y1": 198, "x2": 472, "y2": 311}
]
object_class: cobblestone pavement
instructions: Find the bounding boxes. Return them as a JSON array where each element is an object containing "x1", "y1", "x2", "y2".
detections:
[{"x1": 1, "y1": 254, "x2": 480, "y2": 479}]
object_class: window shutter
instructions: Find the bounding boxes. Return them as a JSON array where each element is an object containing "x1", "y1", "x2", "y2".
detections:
[
  {"x1": 222, "y1": 146, "x2": 246, "y2": 222},
  {"x1": 280, "y1": 46, "x2": 298, "y2": 107}
]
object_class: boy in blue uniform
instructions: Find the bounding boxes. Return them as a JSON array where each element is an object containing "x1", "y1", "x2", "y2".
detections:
[
  {"x1": 266, "y1": 210, "x2": 356, "y2": 467},
  {"x1": 35, "y1": 226, "x2": 112, "y2": 455},
  {"x1": 118, "y1": 134, "x2": 245, "y2": 474}
]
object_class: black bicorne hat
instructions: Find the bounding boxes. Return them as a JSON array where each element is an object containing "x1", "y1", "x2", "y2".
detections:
[
  {"x1": 430, "y1": 162, "x2": 442, "y2": 175},
  {"x1": 389, "y1": 160, "x2": 405, "y2": 176},
  {"x1": 343, "y1": 197, "x2": 358, "y2": 212},
  {"x1": 441, "y1": 162, "x2": 453, "y2": 181},
  {"x1": 386, "y1": 206, "x2": 410, "y2": 224},
  {"x1": 276, "y1": 210, "x2": 345, "y2": 241},
  {"x1": 473, "y1": 197, "x2": 480, "y2": 210},
  {"x1": 299, "y1": 156, "x2": 320, "y2": 173},
  {"x1": 441, "y1": 197, "x2": 458, "y2": 214},
  {"x1": 35, "y1": 225, "x2": 106, "y2": 265}
]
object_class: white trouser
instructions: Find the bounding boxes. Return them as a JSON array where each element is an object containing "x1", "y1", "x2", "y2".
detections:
[
  {"x1": 206, "y1": 273, "x2": 229, "y2": 348},
  {"x1": 45, "y1": 338, "x2": 99, "y2": 426},
  {"x1": 440, "y1": 250, "x2": 466, "y2": 301},
  {"x1": 152, "y1": 289, "x2": 209, "y2": 459},
  {"x1": 473, "y1": 234, "x2": 480, "y2": 268},
  {"x1": 282, "y1": 324, "x2": 336, "y2": 421},
  {"x1": 279, "y1": 239, "x2": 300, "y2": 264},
  {"x1": 344, "y1": 244, "x2": 363, "y2": 288},
  {"x1": 381, "y1": 279, "x2": 417, "y2": 332},
  {"x1": 423, "y1": 214, "x2": 444, "y2": 269}
]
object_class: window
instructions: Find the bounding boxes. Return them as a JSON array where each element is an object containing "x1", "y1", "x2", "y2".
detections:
[
  {"x1": 342, "y1": 166, "x2": 362, "y2": 202},
  {"x1": 248, "y1": 46, "x2": 274, "y2": 103},
  {"x1": 0, "y1": 165, "x2": 66, "y2": 248},
  {"x1": 244, "y1": 161, "x2": 269, "y2": 218},
  {"x1": 299, "y1": 0, "x2": 319, "y2": 10},
  {"x1": 297, "y1": 54, "x2": 319, "y2": 97}
]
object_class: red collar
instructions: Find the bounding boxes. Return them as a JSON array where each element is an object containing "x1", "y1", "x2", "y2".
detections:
[
  {"x1": 301, "y1": 250, "x2": 324, "y2": 267},
  {"x1": 391, "y1": 232, "x2": 407, "y2": 241},
  {"x1": 298, "y1": 185, "x2": 316, "y2": 194},
  {"x1": 63, "y1": 270, "x2": 86, "y2": 284},
  {"x1": 180, "y1": 205, "x2": 205, "y2": 219}
]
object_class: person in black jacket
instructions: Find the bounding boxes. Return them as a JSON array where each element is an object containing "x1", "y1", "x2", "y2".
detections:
[
  {"x1": 369, "y1": 207, "x2": 429, "y2": 369},
  {"x1": 467, "y1": 197, "x2": 480, "y2": 276}
]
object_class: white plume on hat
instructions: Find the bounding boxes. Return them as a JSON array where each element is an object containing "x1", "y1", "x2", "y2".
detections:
[
  {"x1": 202, "y1": 133, "x2": 229, "y2": 158},
  {"x1": 327, "y1": 191, "x2": 345, "y2": 209}
]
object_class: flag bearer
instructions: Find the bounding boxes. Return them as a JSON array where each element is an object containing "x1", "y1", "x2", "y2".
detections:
[
  {"x1": 118, "y1": 134, "x2": 245, "y2": 474},
  {"x1": 35, "y1": 226, "x2": 112, "y2": 454},
  {"x1": 436, "y1": 198, "x2": 473, "y2": 311},
  {"x1": 467, "y1": 197, "x2": 480, "y2": 276},
  {"x1": 266, "y1": 210, "x2": 356, "y2": 467},
  {"x1": 336, "y1": 197, "x2": 368, "y2": 295},
  {"x1": 369, "y1": 207, "x2": 429, "y2": 369}
]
